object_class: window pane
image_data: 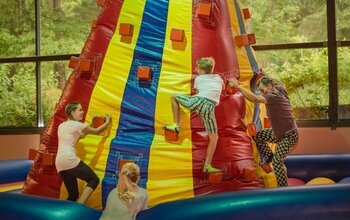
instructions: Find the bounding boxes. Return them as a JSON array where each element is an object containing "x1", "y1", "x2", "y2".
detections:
[
  {"x1": 255, "y1": 49, "x2": 329, "y2": 120},
  {"x1": 0, "y1": 63, "x2": 37, "y2": 127},
  {"x1": 41, "y1": 1, "x2": 100, "y2": 55},
  {"x1": 336, "y1": 1, "x2": 350, "y2": 41},
  {"x1": 338, "y1": 47, "x2": 350, "y2": 119},
  {"x1": 0, "y1": 1, "x2": 35, "y2": 58},
  {"x1": 241, "y1": 0, "x2": 327, "y2": 44},
  {"x1": 41, "y1": 61, "x2": 70, "y2": 125}
]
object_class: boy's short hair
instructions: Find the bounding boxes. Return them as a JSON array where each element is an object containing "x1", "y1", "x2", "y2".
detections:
[{"x1": 197, "y1": 57, "x2": 215, "y2": 74}]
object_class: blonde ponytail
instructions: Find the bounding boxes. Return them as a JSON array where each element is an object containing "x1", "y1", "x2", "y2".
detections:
[{"x1": 116, "y1": 163, "x2": 140, "y2": 201}]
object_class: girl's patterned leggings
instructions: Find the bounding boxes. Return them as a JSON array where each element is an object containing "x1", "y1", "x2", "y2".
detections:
[{"x1": 253, "y1": 128, "x2": 299, "y2": 186}]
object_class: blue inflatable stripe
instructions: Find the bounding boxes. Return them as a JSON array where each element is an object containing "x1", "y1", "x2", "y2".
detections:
[
  {"x1": 102, "y1": 0, "x2": 170, "y2": 207},
  {"x1": 233, "y1": 0, "x2": 246, "y2": 35}
]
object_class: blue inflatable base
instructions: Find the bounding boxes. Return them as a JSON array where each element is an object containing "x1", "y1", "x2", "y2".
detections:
[
  {"x1": 138, "y1": 184, "x2": 350, "y2": 220},
  {"x1": 0, "y1": 192, "x2": 102, "y2": 220},
  {"x1": 0, "y1": 159, "x2": 33, "y2": 184},
  {"x1": 1, "y1": 184, "x2": 349, "y2": 220},
  {"x1": 1, "y1": 154, "x2": 349, "y2": 219}
]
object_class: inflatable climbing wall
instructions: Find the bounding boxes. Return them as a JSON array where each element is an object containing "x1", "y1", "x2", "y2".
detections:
[{"x1": 23, "y1": 0, "x2": 271, "y2": 209}]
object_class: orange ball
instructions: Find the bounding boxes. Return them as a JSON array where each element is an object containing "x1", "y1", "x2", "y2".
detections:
[
  {"x1": 288, "y1": 178, "x2": 305, "y2": 186},
  {"x1": 306, "y1": 177, "x2": 335, "y2": 185}
]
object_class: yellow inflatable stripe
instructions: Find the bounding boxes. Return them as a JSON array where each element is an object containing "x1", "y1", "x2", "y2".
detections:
[
  {"x1": 59, "y1": 0, "x2": 146, "y2": 209},
  {"x1": 227, "y1": 0, "x2": 255, "y2": 123},
  {"x1": 0, "y1": 182, "x2": 23, "y2": 192},
  {"x1": 147, "y1": 0, "x2": 194, "y2": 206}
]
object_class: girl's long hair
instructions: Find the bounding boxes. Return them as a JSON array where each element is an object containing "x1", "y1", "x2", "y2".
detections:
[
  {"x1": 65, "y1": 102, "x2": 80, "y2": 120},
  {"x1": 116, "y1": 162, "x2": 140, "y2": 201},
  {"x1": 256, "y1": 76, "x2": 285, "y2": 88}
]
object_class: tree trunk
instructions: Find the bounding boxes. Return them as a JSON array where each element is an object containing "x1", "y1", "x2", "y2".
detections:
[
  {"x1": 54, "y1": 63, "x2": 66, "y2": 90},
  {"x1": 53, "y1": 0, "x2": 62, "y2": 11}
]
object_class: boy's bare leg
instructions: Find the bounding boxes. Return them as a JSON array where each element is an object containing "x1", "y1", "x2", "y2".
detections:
[
  {"x1": 205, "y1": 133, "x2": 218, "y2": 164},
  {"x1": 77, "y1": 186, "x2": 94, "y2": 204},
  {"x1": 203, "y1": 133, "x2": 220, "y2": 173},
  {"x1": 164, "y1": 95, "x2": 180, "y2": 132},
  {"x1": 171, "y1": 95, "x2": 180, "y2": 124}
]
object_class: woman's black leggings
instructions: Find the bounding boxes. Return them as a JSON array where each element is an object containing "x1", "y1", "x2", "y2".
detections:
[{"x1": 59, "y1": 161, "x2": 100, "y2": 201}]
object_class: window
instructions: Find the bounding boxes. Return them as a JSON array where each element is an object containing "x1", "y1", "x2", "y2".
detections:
[
  {"x1": 0, "y1": 0, "x2": 100, "y2": 131},
  {"x1": 336, "y1": 1, "x2": 350, "y2": 120}
]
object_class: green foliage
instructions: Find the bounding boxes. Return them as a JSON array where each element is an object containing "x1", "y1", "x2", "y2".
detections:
[
  {"x1": 337, "y1": 47, "x2": 350, "y2": 105},
  {"x1": 41, "y1": 61, "x2": 69, "y2": 124},
  {"x1": 242, "y1": 0, "x2": 327, "y2": 44},
  {"x1": 0, "y1": 0, "x2": 35, "y2": 57},
  {"x1": 336, "y1": 0, "x2": 350, "y2": 40},
  {"x1": 40, "y1": 0, "x2": 100, "y2": 55},
  {"x1": 0, "y1": 63, "x2": 36, "y2": 127}
]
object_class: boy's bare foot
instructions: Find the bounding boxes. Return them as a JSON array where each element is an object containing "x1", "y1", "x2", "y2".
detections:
[{"x1": 203, "y1": 164, "x2": 221, "y2": 173}]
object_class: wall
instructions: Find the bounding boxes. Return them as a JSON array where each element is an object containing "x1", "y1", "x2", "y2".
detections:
[
  {"x1": 293, "y1": 127, "x2": 350, "y2": 154},
  {"x1": 0, "y1": 134, "x2": 41, "y2": 160},
  {"x1": 0, "y1": 127, "x2": 349, "y2": 160}
]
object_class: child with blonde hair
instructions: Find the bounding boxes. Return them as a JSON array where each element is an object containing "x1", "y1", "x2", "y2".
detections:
[
  {"x1": 100, "y1": 162, "x2": 148, "y2": 220},
  {"x1": 165, "y1": 57, "x2": 224, "y2": 173}
]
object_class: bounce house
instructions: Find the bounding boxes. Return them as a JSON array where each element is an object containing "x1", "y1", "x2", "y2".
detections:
[{"x1": 22, "y1": 0, "x2": 269, "y2": 209}]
